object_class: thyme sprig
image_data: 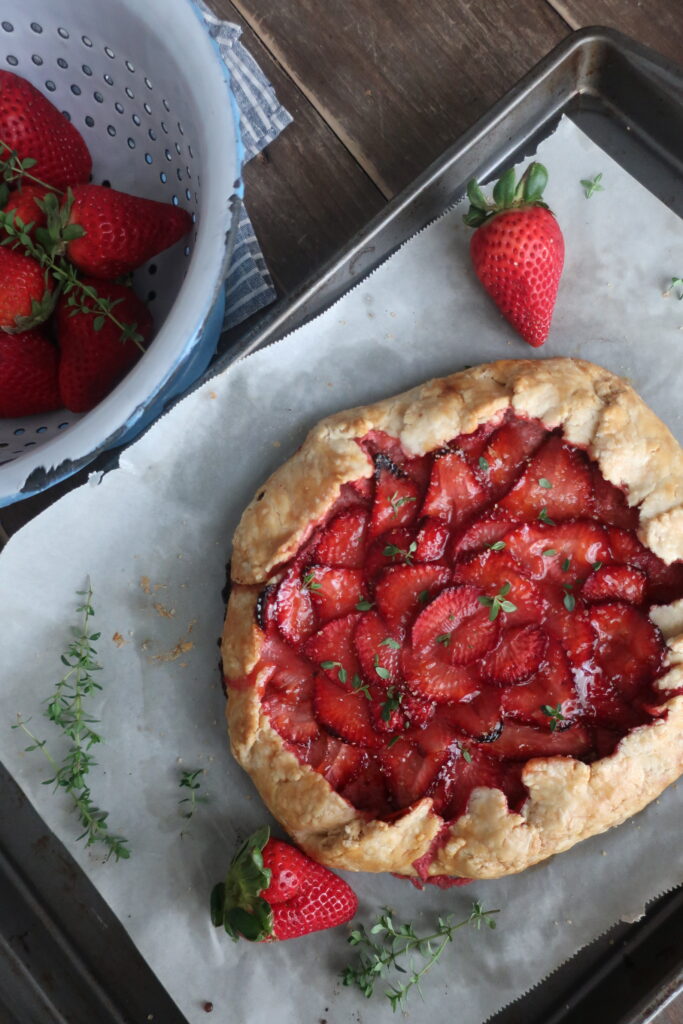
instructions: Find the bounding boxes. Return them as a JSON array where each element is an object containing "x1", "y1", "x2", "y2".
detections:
[
  {"x1": 342, "y1": 902, "x2": 499, "y2": 1011},
  {"x1": 179, "y1": 768, "x2": 208, "y2": 819},
  {"x1": 0, "y1": 139, "x2": 63, "y2": 195},
  {"x1": 12, "y1": 584, "x2": 130, "y2": 861}
]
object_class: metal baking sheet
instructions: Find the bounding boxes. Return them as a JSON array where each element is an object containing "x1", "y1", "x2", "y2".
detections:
[{"x1": 2, "y1": 26, "x2": 682, "y2": 1023}]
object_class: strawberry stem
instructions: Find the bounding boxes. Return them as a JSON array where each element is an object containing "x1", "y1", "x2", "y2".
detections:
[
  {"x1": 210, "y1": 826, "x2": 275, "y2": 942},
  {"x1": 463, "y1": 161, "x2": 551, "y2": 228}
]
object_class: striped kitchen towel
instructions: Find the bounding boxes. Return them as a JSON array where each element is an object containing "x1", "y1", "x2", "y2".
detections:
[{"x1": 198, "y1": 1, "x2": 293, "y2": 330}]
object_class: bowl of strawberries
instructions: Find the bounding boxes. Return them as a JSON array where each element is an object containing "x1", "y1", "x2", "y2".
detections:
[{"x1": 0, "y1": 0, "x2": 240, "y2": 504}]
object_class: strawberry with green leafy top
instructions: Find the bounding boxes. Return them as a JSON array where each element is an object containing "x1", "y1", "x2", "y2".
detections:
[
  {"x1": 465, "y1": 162, "x2": 564, "y2": 347},
  {"x1": 210, "y1": 827, "x2": 357, "y2": 942}
]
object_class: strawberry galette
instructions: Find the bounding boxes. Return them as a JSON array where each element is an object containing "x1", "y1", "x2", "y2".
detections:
[{"x1": 222, "y1": 359, "x2": 683, "y2": 880}]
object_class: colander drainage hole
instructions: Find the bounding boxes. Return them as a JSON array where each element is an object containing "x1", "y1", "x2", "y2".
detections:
[
  {"x1": 30, "y1": 22, "x2": 42, "y2": 33},
  {"x1": 36, "y1": 426, "x2": 47, "y2": 433},
  {"x1": 147, "y1": 290, "x2": 156, "y2": 301},
  {"x1": 1, "y1": 22, "x2": 13, "y2": 32},
  {"x1": 6, "y1": 56, "x2": 18, "y2": 67},
  {"x1": 31, "y1": 55, "x2": 43, "y2": 66},
  {"x1": 58, "y1": 422, "x2": 69, "y2": 430},
  {"x1": 13, "y1": 428, "x2": 24, "y2": 436},
  {"x1": 148, "y1": 264, "x2": 157, "y2": 275}
]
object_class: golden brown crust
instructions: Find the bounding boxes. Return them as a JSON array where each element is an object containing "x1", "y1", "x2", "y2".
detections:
[{"x1": 223, "y1": 358, "x2": 683, "y2": 878}]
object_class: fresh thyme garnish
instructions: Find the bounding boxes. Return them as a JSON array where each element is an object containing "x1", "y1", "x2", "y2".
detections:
[
  {"x1": 380, "y1": 687, "x2": 403, "y2": 721},
  {"x1": 356, "y1": 598, "x2": 375, "y2": 611},
  {"x1": 383, "y1": 541, "x2": 418, "y2": 565},
  {"x1": 538, "y1": 477, "x2": 552, "y2": 489},
  {"x1": 435, "y1": 632, "x2": 451, "y2": 647},
  {"x1": 301, "y1": 571, "x2": 322, "y2": 591},
  {"x1": 373, "y1": 655, "x2": 391, "y2": 681},
  {"x1": 541, "y1": 703, "x2": 566, "y2": 731},
  {"x1": 458, "y1": 742, "x2": 473, "y2": 764},
  {"x1": 561, "y1": 556, "x2": 571, "y2": 572},
  {"x1": 320, "y1": 660, "x2": 348, "y2": 684},
  {"x1": 591, "y1": 561, "x2": 603, "y2": 571},
  {"x1": 668, "y1": 277, "x2": 683, "y2": 300},
  {"x1": 342, "y1": 902, "x2": 499, "y2": 1011},
  {"x1": 380, "y1": 637, "x2": 401, "y2": 650},
  {"x1": 580, "y1": 173, "x2": 604, "y2": 198},
  {"x1": 486, "y1": 540, "x2": 506, "y2": 551},
  {"x1": 12, "y1": 584, "x2": 130, "y2": 861},
  {"x1": 417, "y1": 590, "x2": 430, "y2": 604},
  {"x1": 478, "y1": 456, "x2": 489, "y2": 472},
  {"x1": 478, "y1": 581, "x2": 517, "y2": 622},
  {"x1": 538, "y1": 507, "x2": 555, "y2": 526},
  {"x1": 562, "y1": 587, "x2": 576, "y2": 612},
  {"x1": 352, "y1": 674, "x2": 372, "y2": 699},
  {"x1": 178, "y1": 768, "x2": 208, "y2": 819},
  {"x1": 542, "y1": 548, "x2": 557, "y2": 557},
  {"x1": 388, "y1": 491, "x2": 417, "y2": 517}
]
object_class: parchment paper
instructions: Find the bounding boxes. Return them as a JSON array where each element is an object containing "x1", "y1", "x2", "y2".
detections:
[{"x1": 1, "y1": 117, "x2": 682, "y2": 1024}]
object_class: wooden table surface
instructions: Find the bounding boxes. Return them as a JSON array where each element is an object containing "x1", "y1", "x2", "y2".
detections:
[{"x1": 1, "y1": 1, "x2": 681, "y2": 1021}]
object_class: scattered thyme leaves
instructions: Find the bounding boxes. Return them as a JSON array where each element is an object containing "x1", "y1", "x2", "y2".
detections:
[
  {"x1": 320, "y1": 660, "x2": 348, "y2": 685},
  {"x1": 356, "y1": 599, "x2": 375, "y2": 611},
  {"x1": 179, "y1": 768, "x2": 208, "y2": 819},
  {"x1": 342, "y1": 902, "x2": 500, "y2": 1011},
  {"x1": 12, "y1": 583, "x2": 130, "y2": 861},
  {"x1": 417, "y1": 590, "x2": 430, "y2": 605},
  {"x1": 380, "y1": 637, "x2": 401, "y2": 650},
  {"x1": 373, "y1": 655, "x2": 391, "y2": 681},
  {"x1": 538, "y1": 477, "x2": 552, "y2": 489},
  {"x1": 562, "y1": 589, "x2": 576, "y2": 612},
  {"x1": 478, "y1": 456, "x2": 489, "y2": 472},
  {"x1": 592, "y1": 561, "x2": 603, "y2": 572},
  {"x1": 388, "y1": 492, "x2": 417, "y2": 517},
  {"x1": 542, "y1": 548, "x2": 557, "y2": 557},
  {"x1": 301, "y1": 571, "x2": 322, "y2": 592},
  {"x1": 352, "y1": 674, "x2": 372, "y2": 699},
  {"x1": 383, "y1": 541, "x2": 418, "y2": 565},
  {"x1": 580, "y1": 173, "x2": 604, "y2": 198},
  {"x1": 486, "y1": 540, "x2": 506, "y2": 551},
  {"x1": 561, "y1": 556, "x2": 571, "y2": 572},
  {"x1": 669, "y1": 277, "x2": 683, "y2": 300},
  {"x1": 477, "y1": 581, "x2": 517, "y2": 621},
  {"x1": 380, "y1": 687, "x2": 403, "y2": 722},
  {"x1": 541, "y1": 703, "x2": 566, "y2": 732},
  {"x1": 435, "y1": 632, "x2": 451, "y2": 647},
  {"x1": 538, "y1": 507, "x2": 555, "y2": 526}
]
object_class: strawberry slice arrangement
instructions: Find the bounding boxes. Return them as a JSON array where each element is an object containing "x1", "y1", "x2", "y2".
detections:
[
  {"x1": 465, "y1": 162, "x2": 564, "y2": 348},
  {"x1": 239, "y1": 410, "x2": 683, "y2": 829},
  {"x1": 210, "y1": 826, "x2": 357, "y2": 941},
  {"x1": 0, "y1": 70, "x2": 192, "y2": 415}
]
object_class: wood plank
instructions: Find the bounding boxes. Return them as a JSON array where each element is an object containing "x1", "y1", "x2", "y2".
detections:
[
  {"x1": 230, "y1": 0, "x2": 569, "y2": 198},
  {"x1": 546, "y1": 0, "x2": 683, "y2": 68},
  {"x1": 208, "y1": 0, "x2": 385, "y2": 295}
]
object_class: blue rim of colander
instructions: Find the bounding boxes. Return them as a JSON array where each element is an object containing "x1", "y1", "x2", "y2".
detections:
[{"x1": 0, "y1": 0, "x2": 243, "y2": 509}]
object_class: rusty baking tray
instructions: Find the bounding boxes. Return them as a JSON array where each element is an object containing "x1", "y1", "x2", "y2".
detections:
[{"x1": 2, "y1": 25, "x2": 682, "y2": 1023}]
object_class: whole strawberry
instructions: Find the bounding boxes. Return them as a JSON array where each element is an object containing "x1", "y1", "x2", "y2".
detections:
[
  {"x1": 56, "y1": 280, "x2": 153, "y2": 413},
  {"x1": 0, "y1": 71, "x2": 92, "y2": 190},
  {"x1": 210, "y1": 827, "x2": 358, "y2": 942},
  {"x1": 2, "y1": 182, "x2": 53, "y2": 235},
  {"x1": 65, "y1": 184, "x2": 193, "y2": 279},
  {"x1": 465, "y1": 162, "x2": 564, "y2": 347},
  {"x1": 0, "y1": 246, "x2": 54, "y2": 333},
  {"x1": 0, "y1": 329, "x2": 60, "y2": 417}
]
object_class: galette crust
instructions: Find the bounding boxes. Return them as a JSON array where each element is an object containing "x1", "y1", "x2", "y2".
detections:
[{"x1": 223, "y1": 358, "x2": 683, "y2": 878}]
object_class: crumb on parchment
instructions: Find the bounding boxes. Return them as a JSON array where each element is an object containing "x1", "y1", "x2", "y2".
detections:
[
  {"x1": 152, "y1": 640, "x2": 194, "y2": 663},
  {"x1": 112, "y1": 632, "x2": 126, "y2": 647},
  {"x1": 153, "y1": 602, "x2": 176, "y2": 619}
]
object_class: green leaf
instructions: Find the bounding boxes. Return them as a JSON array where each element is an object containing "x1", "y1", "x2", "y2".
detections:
[
  {"x1": 375, "y1": 664, "x2": 390, "y2": 681},
  {"x1": 478, "y1": 456, "x2": 489, "y2": 472},
  {"x1": 62, "y1": 223, "x2": 86, "y2": 241},
  {"x1": 563, "y1": 592, "x2": 576, "y2": 612},
  {"x1": 538, "y1": 507, "x2": 555, "y2": 526},
  {"x1": 417, "y1": 590, "x2": 429, "y2": 604},
  {"x1": 498, "y1": 581, "x2": 511, "y2": 598},
  {"x1": 592, "y1": 561, "x2": 603, "y2": 571},
  {"x1": 486, "y1": 540, "x2": 505, "y2": 551},
  {"x1": 538, "y1": 477, "x2": 552, "y2": 489},
  {"x1": 463, "y1": 207, "x2": 487, "y2": 228},
  {"x1": 93, "y1": 315, "x2": 105, "y2": 332},
  {"x1": 488, "y1": 603, "x2": 500, "y2": 622},
  {"x1": 338, "y1": 667, "x2": 348, "y2": 684},
  {"x1": 561, "y1": 557, "x2": 571, "y2": 572},
  {"x1": 580, "y1": 173, "x2": 604, "y2": 198},
  {"x1": 499, "y1": 600, "x2": 517, "y2": 613},
  {"x1": 466, "y1": 178, "x2": 488, "y2": 211},
  {"x1": 210, "y1": 882, "x2": 226, "y2": 927},
  {"x1": 356, "y1": 599, "x2": 374, "y2": 611},
  {"x1": 435, "y1": 633, "x2": 451, "y2": 647},
  {"x1": 492, "y1": 167, "x2": 516, "y2": 208},
  {"x1": 478, "y1": 594, "x2": 494, "y2": 607},
  {"x1": 380, "y1": 637, "x2": 401, "y2": 650},
  {"x1": 522, "y1": 162, "x2": 548, "y2": 203}
]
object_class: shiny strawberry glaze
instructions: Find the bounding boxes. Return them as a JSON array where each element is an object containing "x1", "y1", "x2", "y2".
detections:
[{"x1": 244, "y1": 411, "x2": 683, "y2": 827}]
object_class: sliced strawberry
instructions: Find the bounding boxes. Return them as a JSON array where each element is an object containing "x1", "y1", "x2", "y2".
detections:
[
  {"x1": 402, "y1": 692, "x2": 436, "y2": 728},
  {"x1": 481, "y1": 415, "x2": 548, "y2": 498},
  {"x1": 306, "y1": 566, "x2": 365, "y2": 623},
  {"x1": 431, "y1": 746, "x2": 514, "y2": 820},
  {"x1": 606, "y1": 526, "x2": 643, "y2": 564},
  {"x1": 364, "y1": 527, "x2": 418, "y2": 581},
  {"x1": 449, "y1": 606, "x2": 500, "y2": 664},
  {"x1": 369, "y1": 693, "x2": 405, "y2": 734},
  {"x1": 411, "y1": 714, "x2": 460, "y2": 755},
  {"x1": 263, "y1": 690, "x2": 320, "y2": 744},
  {"x1": 338, "y1": 754, "x2": 391, "y2": 814},
  {"x1": 380, "y1": 737, "x2": 446, "y2": 809},
  {"x1": 315, "y1": 736, "x2": 364, "y2": 789},
  {"x1": 487, "y1": 721, "x2": 592, "y2": 760},
  {"x1": 589, "y1": 603, "x2": 663, "y2": 700},
  {"x1": 370, "y1": 455, "x2": 421, "y2": 538},
  {"x1": 543, "y1": 588, "x2": 595, "y2": 667},
  {"x1": 451, "y1": 419, "x2": 502, "y2": 462},
  {"x1": 606, "y1": 527, "x2": 683, "y2": 605},
  {"x1": 481, "y1": 624, "x2": 548, "y2": 685},
  {"x1": 313, "y1": 672, "x2": 381, "y2": 748},
  {"x1": 505, "y1": 520, "x2": 609, "y2": 583},
  {"x1": 348, "y1": 476, "x2": 374, "y2": 503},
  {"x1": 255, "y1": 583, "x2": 278, "y2": 631},
  {"x1": 375, "y1": 564, "x2": 450, "y2": 629},
  {"x1": 441, "y1": 687, "x2": 502, "y2": 741},
  {"x1": 264, "y1": 638, "x2": 315, "y2": 695},
  {"x1": 582, "y1": 671, "x2": 647, "y2": 731},
  {"x1": 359, "y1": 430, "x2": 408, "y2": 468},
  {"x1": 304, "y1": 614, "x2": 361, "y2": 686},
  {"x1": 403, "y1": 647, "x2": 479, "y2": 703},
  {"x1": 421, "y1": 450, "x2": 489, "y2": 525},
  {"x1": 450, "y1": 508, "x2": 516, "y2": 560},
  {"x1": 403, "y1": 454, "x2": 432, "y2": 493},
  {"x1": 411, "y1": 585, "x2": 481, "y2": 650},
  {"x1": 590, "y1": 465, "x2": 639, "y2": 530},
  {"x1": 582, "y1": 565, "x2": 647, "y2": 605},
  {"x1": 354, "y1": 611, "x2": 402, "y2": 687},
  {"x1": 275, "y1": 569, "x2": 316, "y2": 646},
  {"x1": 414, "y1": 517, "x2": 451, "y2": 562},
  {"x1": 500, "y1": 435, "x2": 592, "y2": 522},
  {"x1": 501, "y1": 640, "x2": 577, "y2": 727},
  {"x1": 315, "y1": 506, "x2": 369, "y2": 568},
  {"x1": 454, "y1": 551, "x2": 545, "y2": 626}
]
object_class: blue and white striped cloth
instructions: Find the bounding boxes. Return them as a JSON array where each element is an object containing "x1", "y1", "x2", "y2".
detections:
[{"x1": 198, "y1": 1, "x2": 293, "y2": 330}]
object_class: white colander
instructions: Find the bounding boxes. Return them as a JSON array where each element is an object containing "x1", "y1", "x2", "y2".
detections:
[{"x1": 0, "y1": 0, "x2": 240, "y2": 505}]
